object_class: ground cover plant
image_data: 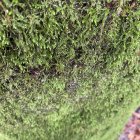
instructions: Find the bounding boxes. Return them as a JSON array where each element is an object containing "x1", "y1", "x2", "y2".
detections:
[{"x1": 0, "y1": 0, "x2": 140, "y2": 140}]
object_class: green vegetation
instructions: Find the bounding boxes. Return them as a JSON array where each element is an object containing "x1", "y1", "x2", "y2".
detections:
[{"x1": 0, "y1": 0, "x2": 140, "y2": 140}]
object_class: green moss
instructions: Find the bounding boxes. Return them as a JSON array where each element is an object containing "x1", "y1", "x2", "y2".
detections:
[{"x1": 0, "y1": 0, "x2": 140, "y2": 140}]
